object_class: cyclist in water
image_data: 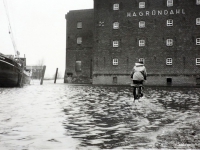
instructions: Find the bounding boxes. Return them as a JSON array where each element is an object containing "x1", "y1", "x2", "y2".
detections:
[{"x1": 131, "y1": 61, "x2": 147, "y2": 99}]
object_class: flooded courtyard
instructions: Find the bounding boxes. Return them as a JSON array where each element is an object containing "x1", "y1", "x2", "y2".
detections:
[{"x1": 0, "y1": 80, "x2": 200, "y2": 150}]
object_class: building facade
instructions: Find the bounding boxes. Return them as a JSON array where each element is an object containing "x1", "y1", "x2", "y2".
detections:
[
  {"x1": 26, "y1": 66, "x2": 44, "y2": 79},
  {"x1": 65, "y1": 0, "x2": 200, "y2": 86},
  {"x1": 64, "y1": 9, "x2": 94, "y2": 84}
]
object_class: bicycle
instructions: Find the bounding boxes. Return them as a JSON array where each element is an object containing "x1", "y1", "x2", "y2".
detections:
[{"x1": 131, "y1": 83, "x2": 143, "y2": 101}]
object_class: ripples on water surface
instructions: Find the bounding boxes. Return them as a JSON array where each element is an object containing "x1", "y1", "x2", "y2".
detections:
[{"x1": 0, "y1": 80, "x2": 200, "y2": 150}]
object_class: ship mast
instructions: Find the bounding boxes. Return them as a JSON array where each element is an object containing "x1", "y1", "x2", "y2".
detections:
[{"x1": 3, "y1": 0, "x2": 20, "y2": 58}]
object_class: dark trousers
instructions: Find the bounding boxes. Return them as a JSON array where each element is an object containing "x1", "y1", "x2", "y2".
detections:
[{"x1": 133, "y1": 80, "x2": 143, "y2": 84}]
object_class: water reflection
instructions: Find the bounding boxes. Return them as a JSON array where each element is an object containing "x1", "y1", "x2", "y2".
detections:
[{"x1": 0, "y1": 82, "x2": 200, "y2": 149}]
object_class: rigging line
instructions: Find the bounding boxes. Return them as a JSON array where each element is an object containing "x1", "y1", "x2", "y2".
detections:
[
  {"x1": 3, "y1": 0, "x2": 18, "y2": 55},
  {"x1": 3, "y1": 0, "x2": 17, "y2": 53},
  {"x1": 3, "y1": 0, "x2": 14, "y2": 38}
]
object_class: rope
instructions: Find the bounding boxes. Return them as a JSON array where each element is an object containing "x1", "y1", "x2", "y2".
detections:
[{"x1": 3, "y1": 0, "x2": 18, "y2": 57}]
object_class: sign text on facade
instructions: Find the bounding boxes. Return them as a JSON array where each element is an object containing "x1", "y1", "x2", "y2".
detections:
[{"x1": 127, "y1": 9, "x2": 185, "y2": 17}]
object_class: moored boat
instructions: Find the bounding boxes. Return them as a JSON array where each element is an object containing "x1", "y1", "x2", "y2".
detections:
[
  {"x1": 22, "y1": 68, "x2": 32, "y2": 85},
  {"x1": 0, "y1": 53, "x2": 21, "y2": 87},
  {"x1": 0, "y1": 53, "x2": 31, "y2": 87},
  {"x1": 1, "y1": 1, "x2": 31, "y2": 87}
]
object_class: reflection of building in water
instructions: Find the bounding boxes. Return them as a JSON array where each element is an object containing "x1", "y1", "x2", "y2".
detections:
[
  {"x1": 26, "y1": 66, "x2": 43, "y2": 79},
  {"x1": 64, "y1": 0, "x2": 200, "y2": 86}
]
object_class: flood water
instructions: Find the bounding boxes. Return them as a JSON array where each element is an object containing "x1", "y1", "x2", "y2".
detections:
[{"x1": 0, "y1": 80, "x2": 200, "y2": 150}]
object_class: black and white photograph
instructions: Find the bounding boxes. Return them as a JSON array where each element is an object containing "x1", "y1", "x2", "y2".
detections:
[{"x1": 0, "y1": 0, "x2": 200, "y2": 149}]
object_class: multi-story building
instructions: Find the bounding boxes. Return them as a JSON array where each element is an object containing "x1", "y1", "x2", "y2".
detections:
[
  {"x1": 64, "y1": 9, "x2": 94, "y2": 84},
  {"x1": 65, "y1": 0, "x2": 200, "y2": 86}
]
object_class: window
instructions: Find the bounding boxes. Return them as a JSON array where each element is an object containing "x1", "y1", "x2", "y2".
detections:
[
  {"x1": 196, "y1": 0, "x2": 200, "y2": 5},
  {"x1": 113, "y1": 4, "x2": 119, "y2": 10},
  {"x1": 113, "y1": 59, "x2": 118, "y2": 65},
  {"x1": 167, "y1": 19, "x2": 173, "y2": 26},
  {"x1": 166, "y1": 58, "x2": 172, "y2": 65},
  {"x1": 197, "y1": 78, "x2": 200, "y2": 85},
  {"x1": 139, "y1": 40, "x2": 145, "y2": 46},
  {"x1": 196, "y1": 58, "x2": 200, "y2": 65},
  {"x1": 77, "y1": 22, "x2": 82, "y2": 29},
  {"x1": 77, "y1": 37, "x2": 82, "y2": 44},
  {"x1": 166, "y1": 39, "x2": 173, "y2": 46},
  {"x1": 75, "y1": 61, "x2": 81, "y2": 72},
  {"x1": 167, "y1": 78, "x2": 172, "y2": 85},
  {"x1": 139, "y1": 2, "x2": 145, "y2": 8},
  {"x1": 113, "y1": 77, "x2": 117, "y2": 84},
  {"x1": 139, "y1": 58, "x2": 145, "y2": 63},
  {"x1": 167, "y1": 0, "x2": 173, "y2": 7},
  {"x1": 196, "y1": 38, "x2": 200, "y2": 45},
  {"x1": 113, "y1": 22, "x2": 119, "y2": 29},
  {"x1": 139, "y1": 21, "x2": 145, "y2": 28},
  {"x1": 113, "y1": 41, "x2": 119, "y2": 47},
  {"x1": 196, "y1": 18, "x2": 200, "y2": 25}
]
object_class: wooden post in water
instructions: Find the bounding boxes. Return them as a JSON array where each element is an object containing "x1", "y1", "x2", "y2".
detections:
[
  {"x1": 19, "y1": 59, "x2": 25, "y2": 87},
  {"x1": 54, "y1": 68, "x2": 58, "y2": 84},
  {"x1": 40, "y1": 65, "x2": 46, "y2": 85}
]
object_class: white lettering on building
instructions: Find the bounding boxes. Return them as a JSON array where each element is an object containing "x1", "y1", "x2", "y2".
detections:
[
  {"x1": 182, "y1": 9, "x2": 185, "y2": 14},
  {"x1": 146, "y1": 11, "x2": 149, "y2": 16},
  {"x1": 127, "y1": 9, "x2": 185, "y2": 17},
  {"x1": 139, "y1": 12, "x2": 143, "y2": 16},
  {"x1": 176, "y1": 9, "x2": 180, "y2": 14},
  {"x1": 133, "y1": 12, "x2": 137, "y2": 17},
  {"x1": 127, "y1": 12, "x2": 131, "y2": 17},
  {"x1": 164, "y1": 10, "x2": 168, "y2": 15},
  {"x1": 152, "y1": 10, "x2": 156, "y2": 15},
  {"x1": 158, "y1": 10, "x2": 162, "y2": 15},
  {"x1": 170, "y1": 10, "x2": 174, "y2": 15}
]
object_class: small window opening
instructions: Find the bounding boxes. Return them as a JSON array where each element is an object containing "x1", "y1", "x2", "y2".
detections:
[
  {"x1": 196, "y1": 78, "x2": 200, "y2": 85},
  {"x1": 113, "y1": 77, "x2": 117, "y2": 84},
  {"x1": 75, "y1": 61, "x2": 82, "y2": 72},
  {"x1": 67, "y1": 72, "x2": 73, "y2": 77},
  {"x1": 166, "y1": 78, "x2": 172, "y2": 85}
]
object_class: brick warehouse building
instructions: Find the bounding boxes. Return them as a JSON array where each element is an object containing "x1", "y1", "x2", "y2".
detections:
[
  {"x1": 64, "y1": 9, "x2": 94, "y2": 84},
  {"x1": 65, "y1": 0, "x2": 200, "y2": 86}
]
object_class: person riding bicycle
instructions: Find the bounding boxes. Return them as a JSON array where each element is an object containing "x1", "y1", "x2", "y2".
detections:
[{"x1": 131, "y1": 61, "x2": 147, "y2": 99}]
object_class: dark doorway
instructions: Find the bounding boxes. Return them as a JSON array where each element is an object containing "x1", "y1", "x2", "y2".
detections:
[
  {"x1": 113, "y1": 77, "x2": 117, "y2": 84},
  {"x1": 75, "y1": 61, "x2": 81, "y2": 72},
  {"x1": 196, "y1": 78, "x2": 200, "y2": 85},
  {"x1": 167, "y1": 78, "x2": 172, "y2": 85}
]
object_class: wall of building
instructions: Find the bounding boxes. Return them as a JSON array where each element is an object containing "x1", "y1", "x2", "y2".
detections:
[
  {"x1": 64, "y1": 9, "x2": 94, "y2": 83},
  {"x1": 92, "y1": 74, "x2": 199, "y2": 86},
  {"x1": 26, "y1": 66, "x2": 44, "y2": 79},
  {"x1": 64, "y1": 0, "x2": 200, "y2": 86},
  {"x1": 93, "y1": 0, "x2": 200, "y2": 85}
]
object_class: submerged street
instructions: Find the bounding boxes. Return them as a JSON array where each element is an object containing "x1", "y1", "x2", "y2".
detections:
[{"x1": 0, "y1": 80, "x2": 200, "y2": 150}]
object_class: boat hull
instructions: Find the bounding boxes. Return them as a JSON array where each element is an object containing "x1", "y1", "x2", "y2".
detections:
[
  {"x1": 0, "y1": 55, "x2": 21, "y2": 87},
  {"x1": 23, "y1": 71, "x2": 31, "y2": 85}
]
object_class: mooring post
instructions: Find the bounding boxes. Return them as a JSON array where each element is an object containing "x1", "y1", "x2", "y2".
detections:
[
  {"x1": 40, "y1": 65, "x2": 46, "y2": 85},
  {"x1": 19, "y1": 61, "x2": 25, "y2": 87},
  {"x1": 54, "y1": 68, "x2": 58, "y2": 84}
]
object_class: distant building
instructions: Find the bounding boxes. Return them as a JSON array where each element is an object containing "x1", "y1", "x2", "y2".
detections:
[
  {"x1": 65, "y1": 0, "x2": 200, "y2": 86},
  {"x1": 26, "y1": 66, "x2": 43, "y2": 79}
]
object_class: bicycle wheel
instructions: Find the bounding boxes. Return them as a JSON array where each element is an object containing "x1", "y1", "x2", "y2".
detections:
[
  {"x1": 133, "y1": 87, "x2": 138, "y2": 99},
  {"x1": 139, "y1": 86, "x2": 143, "y2": 98}
]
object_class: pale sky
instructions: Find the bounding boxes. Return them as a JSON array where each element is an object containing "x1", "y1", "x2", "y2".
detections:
[{"x1": 0, "y1": 0, "x2": 93, "y2": 78}]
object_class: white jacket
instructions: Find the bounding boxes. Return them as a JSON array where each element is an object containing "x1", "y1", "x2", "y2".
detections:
[{"x1": 131, "y1": 63, "x2": 147, "y2": 80}]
